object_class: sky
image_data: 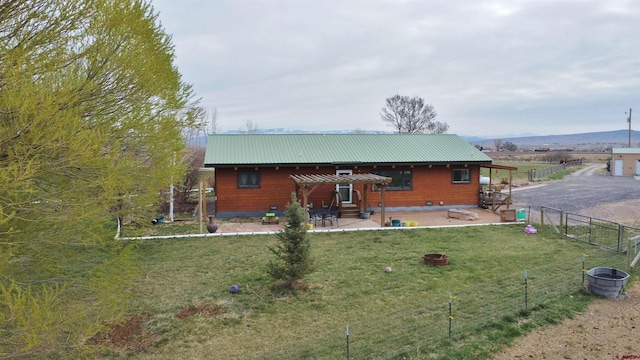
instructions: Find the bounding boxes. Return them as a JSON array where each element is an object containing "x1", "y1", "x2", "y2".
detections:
[{"x1": 149, "y1": 0, "x2": 640, "y2": 138}]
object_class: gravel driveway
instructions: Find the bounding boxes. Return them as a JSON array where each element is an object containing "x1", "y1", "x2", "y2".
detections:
[{"x1": 512, "y1": 164, "x2": 640, "y2": 216}]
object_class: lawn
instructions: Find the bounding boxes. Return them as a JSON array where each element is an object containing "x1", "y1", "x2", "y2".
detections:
[
  {"x1": 481, "y1": 162, "x2": 540, "y2": 182},
  {"x1": 99, "y1": 224, "x2": 630, "y2": 359},
  {"x1": 481, "y1": 161, "x2": 588, "y2": 184}
]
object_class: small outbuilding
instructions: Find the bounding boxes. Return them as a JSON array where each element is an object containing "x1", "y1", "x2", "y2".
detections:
[{"x1": 610, "y1": 148, "x2": 640, "y2": 176}]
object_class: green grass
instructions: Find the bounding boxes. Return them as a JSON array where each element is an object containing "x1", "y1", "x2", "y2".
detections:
[
  {"x1": 96, "y1": 224, "x2": 631, "y2": 359},
  {"x1": 482, "y1": 162, "x2": 541, "y2": 181},
  {"x1": 481, "y1": 162, "x2": 585, "y2": 183},
  {"x1": 545, "y1": 168, "x2": 578, "y2": 181}
]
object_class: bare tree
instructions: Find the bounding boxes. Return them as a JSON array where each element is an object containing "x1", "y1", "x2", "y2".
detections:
[
  {"x1": 431, "y1": 121, "x2": 449, "y2": 134},
  {"x1": 176, "y1": 147, "x2": 205, "y2": 204},
  {"x1": 243, "y1": 119, "x2": 260, "y2": 134},
  {"x1": 207, "y1": 107, "x2": 219, "y2": 135},
  {"x1": 542, "y1": 151, "x2": 573, "y2": 164},
  {"x1": 380, "y1": 95, "x2": 448, "y2": 134},
  {"x1": 494, "y1": 139, "x2": 503, "y2": 151},
  {"x1": 503, "y1": 141, "x2": 518, "y2": 152}
]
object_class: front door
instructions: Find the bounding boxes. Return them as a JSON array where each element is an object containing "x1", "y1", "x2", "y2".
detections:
[
  {"x1": 336, "y1": 169, "x2": 352, "y2": 203},
  {"x1": 614, "y1": 159, "x2": 623, "y2": 176}
]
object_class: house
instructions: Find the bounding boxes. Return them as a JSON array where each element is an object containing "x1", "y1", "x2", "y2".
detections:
[
  {"x1": 203, "y1": 134, "x2": 495, "y2": 220},
  {"x1": 610, "y1": 148, "x2": 640, "y2": 176}
]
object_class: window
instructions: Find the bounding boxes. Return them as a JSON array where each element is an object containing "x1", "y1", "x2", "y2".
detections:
[
  {"x1": 238, "y1": 170, "x2": 260, "y2": 188},
  {"x1": 452, "y1": 168, "x2": 470, "y2": 183},
  {"x1": 374, "y1": 170, "x2": 412, "y2": 190}
]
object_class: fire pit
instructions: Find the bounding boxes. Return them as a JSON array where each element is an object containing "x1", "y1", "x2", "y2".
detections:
[{"x1": 423, "y1": 254, "x2": 449, "y2": 266}]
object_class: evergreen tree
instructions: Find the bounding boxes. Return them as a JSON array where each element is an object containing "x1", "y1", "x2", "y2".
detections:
[{"x1": 267, "y1": 193, "x2": 315, "y2": 286}]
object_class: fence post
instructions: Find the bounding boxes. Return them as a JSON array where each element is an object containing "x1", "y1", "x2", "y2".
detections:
[
  {"x1": 448, "y1": 295, "x2": 455, "y2": 339},
  {"x1": 523, "y1": 270, "x2": 528, "y2": 310},
  {"x1": 582, "y1": 254, "x2": 587, "y2": 287},
  {"x1": 540, "y1": 207, "x2": 545, "y2": 226},
  {"x1": 559, "y1": 210, "x2": 564, "y2": 238},
  {"x1": 627, "y1": 239, "x2": 632, "y2": 270},
  {"x1": 618, "y1": 224, "x2": 624, "y2": 253},
  {"x1": 346, "y1": 325, "x2": 350, "y2": 360}
]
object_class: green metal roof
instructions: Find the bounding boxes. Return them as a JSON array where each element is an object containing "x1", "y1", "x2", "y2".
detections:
[
  {"x1": 204, "y1": 134, "x2": 492, "y2": 167},
  {"x1": 611, "y1": 147, "x2": 640, "y2": 154}
]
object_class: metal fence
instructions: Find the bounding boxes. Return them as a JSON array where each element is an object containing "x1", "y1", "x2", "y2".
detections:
[
  {"x1": 233, "y1": 207, "x2": 636, "y2": 359},
  {"x1": 248, "y1": 248, "x2": 628, "y2": 360},
  {"x1": 527, "y1": 159, "x2": 583, "y2": 181},
  {"x1": 539, "y1": 205, "x2": 564, "y2": 235},
  {"x1": 565, "y1": 213, "x2": 621, "y2": 251},
  {"x1": 538, "y1": 205, "x2": 640, "y2": 269}
]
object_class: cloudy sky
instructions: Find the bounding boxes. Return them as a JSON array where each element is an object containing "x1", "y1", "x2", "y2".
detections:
[{"x1": 149, "y1": 0, "x2": 639, "y2": 138}]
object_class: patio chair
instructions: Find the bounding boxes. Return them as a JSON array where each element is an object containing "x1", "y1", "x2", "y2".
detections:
[
  {"x1": 308, "y1": 209, "x2": 322, "y2": 227},
  {"x1": 326, "y1": 211, "x2": 339, "y2": 227}
]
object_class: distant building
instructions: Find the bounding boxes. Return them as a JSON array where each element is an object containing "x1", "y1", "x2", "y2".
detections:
[{"x1": 610, "y1": 148, "x2": 640, "y2": 176}]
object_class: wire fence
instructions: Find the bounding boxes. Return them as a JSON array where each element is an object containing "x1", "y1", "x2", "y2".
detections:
[
  {"x1": 538, "y1": 205, "x2": 640, "y2": 269},
  {"x1": 232, "y1": 205, "x2": 636, "y2": 359},
  {"x1": 527, "y1": 160, "x2": 583, "y2": 181},
  {"x1": 243, "y1": 240, "x2": 627, "y2": 359}
]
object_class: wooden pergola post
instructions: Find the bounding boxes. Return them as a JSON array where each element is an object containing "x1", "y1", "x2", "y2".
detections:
[
  {"x1": 197, "y1": 168, "x2": 215, "y2": 233},
  {"x1": 199, "y1": 177, "x2": 204, "y2": 233},
  {"x1": 299, "y1": 184, "x2": 308, "y2": 219},
  {"x1": 481, "y1": 164, "x2": 518, "y2": 213},
  {"x1": 289, "y1": 173, "x2": 392, "y2": 227},
  {"x1": 507, "y1": 169, "x2": 513, "y2": 209},
  {"x1": 380, "y1": 184, "x2": 386, "y2": 226},
  {"x1": 363, "y1": 184, "x2": 369, "y2": 213},
  {"x1": 300, "y1": 184, "x2": 319, "y2": 225}
]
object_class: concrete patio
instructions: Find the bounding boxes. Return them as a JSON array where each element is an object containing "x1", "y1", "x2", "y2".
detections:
[{"x1": 214, "y1": 207, "x2": 513, "y2": 235}]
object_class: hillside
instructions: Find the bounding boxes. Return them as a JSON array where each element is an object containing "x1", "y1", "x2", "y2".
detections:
[
  {"x1": 470, "y1": 129, "x2": 640, "y2": 151},
  {"x1": 191, "y1": 129, "x2": 640, "y2": 152}
]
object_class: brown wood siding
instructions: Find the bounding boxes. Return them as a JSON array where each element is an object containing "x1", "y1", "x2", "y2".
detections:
[
  {"x1": 215, "y1": 168, "x2": 297, "y2": 213},
  {"x1": 354, "y1": 165, "x2": 481, "y2": 209},
  {"x1": 215, "y1": 165, "x2": 483, "y2": 214}
]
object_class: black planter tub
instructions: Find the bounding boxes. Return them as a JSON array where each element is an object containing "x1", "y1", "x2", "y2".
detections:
[{"x1": 587, "y1": 267, "x2": 630, "y2": 298}]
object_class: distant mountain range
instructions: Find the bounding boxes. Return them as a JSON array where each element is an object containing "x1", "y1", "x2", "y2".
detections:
[
  {"x1": 191, "y1": 129, "x2": 640, "y2": 151},
  {"x1": 468, "y1": 129, "x2": 640, "y2": 151}
]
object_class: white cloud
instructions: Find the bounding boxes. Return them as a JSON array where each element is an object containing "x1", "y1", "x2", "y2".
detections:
[{"x1": 151, "y1": 0, "x2": 640, "y2": 137}]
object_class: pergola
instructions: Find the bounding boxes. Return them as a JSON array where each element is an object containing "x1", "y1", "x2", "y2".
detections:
[
  {"x1": 289, "y1": 173, "x2": 393, "y2": 227},
  {"x1": 480, "y1": 163, "x2": 518, "y2": 212}
]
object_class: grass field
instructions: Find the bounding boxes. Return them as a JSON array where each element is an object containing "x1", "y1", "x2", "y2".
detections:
[
  {"x1": 486, "y1": 151, "x2": 611, "y2": 164},
  {"x1": 480, "y1": 156, "x2": 609, "y2": 184},
  {"x1": 93, "y1": 224, "x2": 631, "y2": 359},
  {"x1": 481, "y1": 162, "x2": 543, "y2": 183}
]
